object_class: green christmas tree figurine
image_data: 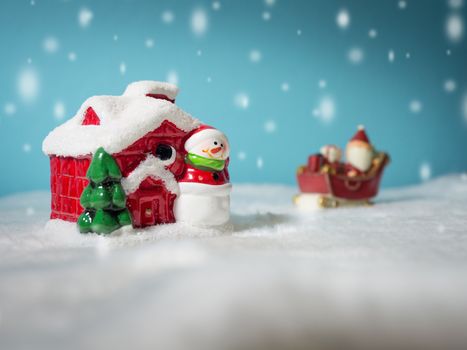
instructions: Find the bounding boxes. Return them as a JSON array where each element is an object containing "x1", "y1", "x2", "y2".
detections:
[{"x1": 78, "y1": 147, "x2": 132, "y2": 234}]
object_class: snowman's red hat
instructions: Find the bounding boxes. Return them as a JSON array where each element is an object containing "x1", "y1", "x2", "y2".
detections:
[
  {"x1": 184, "y1": 125, "x2": 225, "y2": 152},
  {"x1": 348, "y1": 125, "x2": 372, "y2": 148}
]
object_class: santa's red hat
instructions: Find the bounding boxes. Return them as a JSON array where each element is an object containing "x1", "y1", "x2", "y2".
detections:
[
  {"x1": 184, "y1": 125, "x2": 225, "y2": 152},
  {"x1": 348, "y1": 125, "x2": 372, "y2": 148}
]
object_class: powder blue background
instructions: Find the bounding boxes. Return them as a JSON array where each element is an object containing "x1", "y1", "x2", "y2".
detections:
[{"x1": 0, "y1": 0, "x2": 466, "y2": 196}]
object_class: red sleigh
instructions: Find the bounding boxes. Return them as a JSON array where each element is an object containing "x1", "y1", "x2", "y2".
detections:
[{"x1": 295, "y1": 152, "x2": 390, "y2": 208}]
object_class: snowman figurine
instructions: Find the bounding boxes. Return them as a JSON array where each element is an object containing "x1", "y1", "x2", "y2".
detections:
[{"x1": 174, "y1": 125, "x2": 231, "y2": 226}]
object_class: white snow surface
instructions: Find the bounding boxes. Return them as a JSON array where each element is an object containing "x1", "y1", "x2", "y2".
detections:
[
  {"x1": 42, "y1": 81, "x2": 200, "y2": 157},
  {"x1": 1, "y1": 175, "x2": 467, "y2": 350}
]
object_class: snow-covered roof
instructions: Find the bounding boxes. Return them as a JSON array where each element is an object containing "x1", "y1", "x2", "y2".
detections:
[{"x1": 42, "y1": 81, "x2": 200, "y2": 157}]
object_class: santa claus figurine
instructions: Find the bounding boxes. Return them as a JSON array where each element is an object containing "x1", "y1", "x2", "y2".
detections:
[
  {"x1": 345, "y1": 125, "x2": 375, "y2": 177},
  {"x1": 174, "y1": 125, "x2": 231, "y2": 226}
]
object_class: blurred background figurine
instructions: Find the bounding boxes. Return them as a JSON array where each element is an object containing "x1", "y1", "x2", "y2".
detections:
[
  {"x1": 295, "y1": 125, "x2": 390, "y2": 209},
  {"x1": 319, "y1": 144, "x2": 342, "y2": 174}
]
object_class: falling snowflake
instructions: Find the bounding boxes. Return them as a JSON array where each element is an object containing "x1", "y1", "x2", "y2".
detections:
[
  {"x1": 368, "y1": 29, "x2": 378, "y2": 38},
  {"x1": 419, "y1": 162, "x2": 432, "y2": 182},
  {"x1": 388, "y1": 50, "x2": 395, "y2": 62},
  {"x1": 145, "y1": 38, "x2": 154, "y2": 48},
  {"x1": 68, "y1": 52, "x2": 77, "y2": 61},
  {"x1": 446, "y1": 49, "x2": 452, "y2": 55},
  {"x1": 446, "y1": 14, "x2": 464, "y2": 43},
  {"x1": 162, "y1": 10, "x2": 175, "y2": 24},
  {"x1": 444, "y1": 79, "x2": 457, "y2": 93},
  {"x1": 113, "y1": 34, "x2": 119, "y2": 41},
  {"x1": 119, "y1": 62, "x2": 126, "y2": 75},
  {"x1": 281, "y1": 82, "x2": 290, "y2": 92},
  {"x1": 17, "y1": 68, "x2": 39, "y2": 103},
  {"x1": 256, "y1": 157, "x2": 264, "y2": 169},
  {"x1": 409, "y1": 100, "x2": 422, "y2": 113},
  {"x1": 43, "y1": 36, "x2": 59, "y2": 53},
  {"x1": 27, "y1": 58, "x2": 32, "y2": 64},
  {"x1": 237, "y1": 151, "x2": 247, "y2": 161},
  {"x1": 398, "y1": 1, "x2": 407, "y2": 9},
  {"x1": 78, "y1": 8, "x2": 93, "y2": 28},
  {"x1": 318, "y1": 79, "x2": 327, "y2": 89},
  {"x1": 4, "y1": 103, "x2": 16, "y2": 116},
  {"x1": 197, "y1": 49, "x2": 202, "y2": 56},
  {"x1": 448, "y1": 0, "x2": 464, "y2": 10},
  {"x1": 191, "y1": 8, "x2": 208, "y2": 36},
  {"x1": 405, "y1": 52, "x2": 411, "y2": 59},
  {"x1": 206, "y1": 76, "x2": 212, "y2": 83},
  {"x1": 26, "y1": 207, "x2": 35, "y2": 216},
  {"x1": 212, "y1": 1, "x2": 221, "y2": 11},
  {"x1": 297, "y1": 29, "x2": 302, "y2": 36},
  {"x1": 313, "y1": 96, "x2": 336, "y2": 124},
  {"x1": 53, "y1": 101, "x2": 66, "y2": 120},
  {"x1": 234, "y1": 93, "x2": 249, "y2": 109},
  {"x1": 262, "y1": 11, "x2": 271, "y2": 21},
  {"x1": 167, "y1": 70, "x2": 179, "y2": 85},
  {"x1": 22, "y1": 143, "x2": 32, "y2": 153},
  {"x1": 336, "y1": 9, "x2": 350, "y2": 29},
  {"x1": 249, "y1": 49, "x2": 262, "y2": 63},
  {"x1": 265, "y1": 0, "x2": 276, "y2": 6},
  {"x1": 264, "y1": 120, "x2": 277, "y2": 133},
  {"x1": 348, "y1": 47, "x2": 364, "y2": 64}
]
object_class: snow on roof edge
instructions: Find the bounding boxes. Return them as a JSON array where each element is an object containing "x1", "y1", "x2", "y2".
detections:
[{"x1": 121, "y1": 155, "x2": 179, "y2": 195}]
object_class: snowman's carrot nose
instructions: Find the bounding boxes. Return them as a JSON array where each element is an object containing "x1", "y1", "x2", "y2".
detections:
[{"x1": 211, "y1": 147, "x2": 222, "y2": 154}]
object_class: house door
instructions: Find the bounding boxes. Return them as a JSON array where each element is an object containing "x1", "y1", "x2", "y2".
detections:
[
  {"x1": 126, "y1": 177, "x2": 177, "y2": 228},
  {"x1": 139, "y1": 197, "x2": 157, "y2": 227}
]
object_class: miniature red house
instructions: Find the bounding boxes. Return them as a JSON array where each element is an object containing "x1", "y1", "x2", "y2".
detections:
[{"x1": 42, "y1": 81, "x2": 201, "y2": 227}]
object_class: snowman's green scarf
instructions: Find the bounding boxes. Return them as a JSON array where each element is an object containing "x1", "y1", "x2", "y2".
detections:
[{"x1": 187, "y1": 153, "x2": 225, "y2": 171}]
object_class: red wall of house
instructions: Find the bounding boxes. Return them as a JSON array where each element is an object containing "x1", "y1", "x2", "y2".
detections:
[
  {"x1": 113, "y1": 120, "x2": 187, "y2": 178},
  {"x1": 50, "y1": 120, "x2": 189, "y2": 223},
  {"x1": 50, "y1": 156, "x2": 91, "y2": 222}
]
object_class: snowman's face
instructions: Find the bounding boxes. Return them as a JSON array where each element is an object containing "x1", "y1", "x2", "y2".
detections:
[
  {"x1": 346, "y1": 143, "x2": 373, "y2": 172},
  {"x1": 191, "y1": 135, "x2": 230, "y2": 160}
]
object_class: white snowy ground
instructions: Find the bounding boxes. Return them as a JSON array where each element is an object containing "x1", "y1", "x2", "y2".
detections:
[{"x1": 1, "y1": 175, "x2": 467, "y2": 350}]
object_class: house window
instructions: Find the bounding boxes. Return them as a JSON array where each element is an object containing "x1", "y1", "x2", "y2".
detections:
[{"x1": 155, "y1": 144, "x2": 175, "y2": 163}]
